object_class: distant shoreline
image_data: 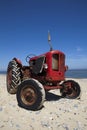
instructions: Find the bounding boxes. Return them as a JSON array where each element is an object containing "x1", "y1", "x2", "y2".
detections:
[
  {"x1": 68, "y1": 68, "x2": 87, "y2": 71},
  {"x1": 0, "y1": 71, "x2": 6, "y2": 74},
  {"x1": 0, "y1": 69, "x2": 87, "y2": 78},
  {"x1": 65, "y1": 69, "x2": 87, "y2": 79}
]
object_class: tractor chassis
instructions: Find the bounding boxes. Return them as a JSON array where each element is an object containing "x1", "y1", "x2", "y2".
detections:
[{"x1": 44, "y1": 84, "x2": 63, "y2": 91}]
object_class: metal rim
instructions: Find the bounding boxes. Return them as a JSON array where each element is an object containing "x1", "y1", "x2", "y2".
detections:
[
  {"x1": 64, "y1": 81, "x2": 77, "y2": 98},
  {"x1": 20, "y1": 85, "x2": 37, "y2": 106}
]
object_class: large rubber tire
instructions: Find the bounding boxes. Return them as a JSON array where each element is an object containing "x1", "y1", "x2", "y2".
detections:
[
  {"x1": 7, "y1": 59, "x2": 22, "y2": 94},
  {"x1": 16, "y1": 79, "x2": 45, "y2": 111},
  {"x1": 60, "y1": 80, "x2": 81, "y2": 99}
]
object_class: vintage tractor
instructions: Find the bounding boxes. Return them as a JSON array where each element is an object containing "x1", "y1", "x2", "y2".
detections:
[{"x1": 6, "y1": 35, "x2": 81, "y2": 110}]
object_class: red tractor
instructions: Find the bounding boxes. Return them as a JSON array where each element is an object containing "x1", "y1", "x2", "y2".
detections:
[{"x1": 6, "y1": 37, "x2": 81, "y2": 110}]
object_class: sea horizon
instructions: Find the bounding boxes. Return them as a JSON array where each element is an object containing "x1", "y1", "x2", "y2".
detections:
[
  {"x1": 0, "y1": 68, "x2": 87, "y2": 79},
  {"x1": 65, "y1": 69, "x2": 87, "y2": 79}
]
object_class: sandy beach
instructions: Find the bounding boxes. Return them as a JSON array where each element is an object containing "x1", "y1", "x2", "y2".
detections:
[{"x1": 0, "y1": 74, "x2": 87, "y2": 130}]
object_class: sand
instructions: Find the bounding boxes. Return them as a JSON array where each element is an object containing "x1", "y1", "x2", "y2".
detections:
[{"x1": 0, "y1": 74, "x2": 87, "y2": 130}]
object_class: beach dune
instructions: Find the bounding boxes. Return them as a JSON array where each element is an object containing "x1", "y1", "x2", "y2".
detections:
[{"x1": 0, "y1": 74, "x2": 87, "y2": 130}]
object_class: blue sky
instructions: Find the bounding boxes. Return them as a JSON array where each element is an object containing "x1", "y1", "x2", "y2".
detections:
[{"x1": 0, "y1": 0, "x2": 87, "y2": 70}]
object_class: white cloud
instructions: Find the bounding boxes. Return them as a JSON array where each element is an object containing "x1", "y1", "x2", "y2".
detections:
[
  {"x1": 66, "y1": 42, "x2": 87, "y2": 68},
  {"x1": 66, "y1": 55, "x2": 87, "y2": 69},
  {"x1": 76, "y1": 47, "x2": 83, "y2": 52}
]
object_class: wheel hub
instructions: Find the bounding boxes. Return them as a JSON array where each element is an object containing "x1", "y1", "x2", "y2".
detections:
[
  {"x1": 63, "y1": 81, "x2": 78, "y2": 98},
  {"x1": 21, "y1": 87, "x2": 37, "y2": 106}
]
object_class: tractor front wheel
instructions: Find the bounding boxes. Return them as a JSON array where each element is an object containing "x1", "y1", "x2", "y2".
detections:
[
  {"x1": 16, "y1": 79, "x2": 45, "y2": 111},
  {"x1": 60, "y1": 80, "x2": 81, "y2": 99}
]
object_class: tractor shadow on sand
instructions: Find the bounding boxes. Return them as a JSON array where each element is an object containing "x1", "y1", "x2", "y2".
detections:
[{"x1": 45, "y1": 91, "x2": 63, "y2": 101}]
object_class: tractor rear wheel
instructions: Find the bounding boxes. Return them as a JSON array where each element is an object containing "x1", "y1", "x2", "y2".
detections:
[
  {"x1": 16, "y1": 79, "x2": 45, "y2": 111},
  {"x1": 60, "y1": 80, "x2": 81, "y2": 99},
  {"x1": 7, "y1": 59, "x2": 22, "y2": 94}
]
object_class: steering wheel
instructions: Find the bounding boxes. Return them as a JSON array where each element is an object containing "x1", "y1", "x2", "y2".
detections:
[{"x1": 26, "y1": 54, "x2": 36, "y2": 63}]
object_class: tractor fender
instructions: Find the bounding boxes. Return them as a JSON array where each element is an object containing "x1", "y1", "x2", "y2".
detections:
[{"x1": 12, "y1": 57, "x2": 22, "y2": 66}]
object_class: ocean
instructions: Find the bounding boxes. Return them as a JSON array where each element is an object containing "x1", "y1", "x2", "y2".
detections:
[
  {"x1": 65, "y1": 69, "x2": 87, "y2": 79},
  {"x1": 0, "y1": 71, "x2": 7, "y2": 75},
  {"x1": 0, "y1": 69, "x2": 87, "y2": 78}
]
